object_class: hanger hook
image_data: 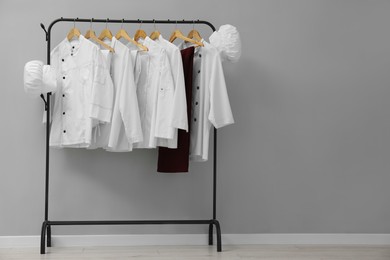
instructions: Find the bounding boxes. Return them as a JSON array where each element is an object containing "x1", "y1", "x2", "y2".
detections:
[
  {"x1": 73, "y1": 18, "x2": 76, "y2": 28},
  {"x1": 175, "y1": 20, "x2": 178, "y2": 30},
  {"x1": 121, "y1": 19, "x2": 124, "y2": 30},
  {"x1": 106, "y1": 18, "x2": 109, "y2": 29},
  {"x1": 153, "y1": 19, "x2": 157, "y2": 31},
  {"x1": 138, "y1": 20, "x2": 143, "y2": 30},
  {"x1": 192, "y1": 20, "x2": 195, "y2": 30},
  {"x1": 90, "y1": 18, "x2": 93, "y2": 30}
]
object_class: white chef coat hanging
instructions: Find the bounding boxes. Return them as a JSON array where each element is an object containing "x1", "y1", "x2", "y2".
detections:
[
  {"x1": 105, "y1": 37, "x2": 143, "y2": 151},
  {"x1": 88, "y1": 46, "x2": 113, "y2": 149},
  {"x1": 127, "y1": 36, "x2": 187, "y2": 149},
  {"x1": 178, "y1": 39, "x2": 234, "y2": 161},
  {"x1": 153, "y1": 34, "x2": 188, "y2": 148},
  {"x1": 48, "y1": 35, "x2": 114, "y2": 148}
]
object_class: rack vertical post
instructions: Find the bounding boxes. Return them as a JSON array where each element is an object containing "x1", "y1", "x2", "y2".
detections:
[{"x1": 39, "y1": 18, "x2": 221, "y2": 254}]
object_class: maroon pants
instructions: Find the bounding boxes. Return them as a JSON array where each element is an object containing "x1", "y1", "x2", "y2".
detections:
[{"x1": 157, "y1": 47, "x2": 195, "y2": 173}]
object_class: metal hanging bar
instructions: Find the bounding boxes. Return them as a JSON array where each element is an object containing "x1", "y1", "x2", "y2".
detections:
[{"x1": 39, "y1": 17, "x2": 220, "y2": 254}]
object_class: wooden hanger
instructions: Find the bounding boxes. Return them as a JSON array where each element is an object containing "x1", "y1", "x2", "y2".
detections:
[
  {"x1": 169, "y1": 29, "x2": 204, "y2": 47},
  {"x1": 67, "y1": 19, "x2": 81, "y2": 41},
  {"x1": 187, "y1": 29, "x2": 202, "y2": 41},
  {"x1": 134, "y1": 29, "x2": 147, "y2": 41},
  {"x1": 187, "y1": 21, "x2": 202, "y2": 42},
  {"x1": 149, "y1": 20, "x2": 161, "y2": 40},
  {"x1": 116, "y1": 20, "x2": 148, "y2": 51},
  {"x1": 134, "y1": 20, "x2": 147, "y2": 41},
  {"x1": 85, "y1": 19, "x2": 115, "y2": 53},
  {"x1": 98, "y1": 19, "x2": 113, "y2": 41},
  {"x1": 150, "y1": 31, "x2": 160, "y2": 40}
]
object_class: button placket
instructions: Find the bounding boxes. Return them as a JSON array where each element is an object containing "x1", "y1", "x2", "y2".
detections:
[
  {"x1": 61, "y1": 49, "x2": 68, "y2": 136},
  {"x1": 193, "y1": 60, "x2": 201, "y2": 124},
  {"x1": 62, "y1": 95, "x2": 67, "y2": 135}
]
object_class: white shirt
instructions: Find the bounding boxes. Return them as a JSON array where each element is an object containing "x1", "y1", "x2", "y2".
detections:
[
  {"x1": 154, "y1": 35, "x2": 188, "y2": 148},
  {"x1": 127, "y1": 37, "x2": 179, "y2": 148},
  {"x1": 89, "y1": 38, "x2": 143, "y2": 151},
  {"x1": 106, "y1": 37, "x2": 143, "y2": 151},
  {"x1": 88, "y1": 48, "x2": 112, "y2": 149},
  {"x1": 178, "y1": 40, "x2": 234, "y2": 161},
  {"x1": 49, "y1": 35, "x2": 114, "y2": 147}
]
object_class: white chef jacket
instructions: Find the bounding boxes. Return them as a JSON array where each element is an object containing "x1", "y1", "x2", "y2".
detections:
[
  {"x1": 154, "y1": 35, "x2": 188, "y2": 148},
  {"x1": 89, "y1": 38, "x2": 143, "y2": 151},
  {"x1": 83, "y1": 48, "x2": 112, "y2": 149},
  {"x1": 106, "y1": 37, "x2": 143, "y2": 151},
  {"x1": 127, "y1": 37, "x2": 183, "y2": 148},
  {"x1": 178, "y1": 40, "x2": 234, "y2": 161},
  {"x1": 49, "y1": 35, "x2": 114, "y2": 147}
]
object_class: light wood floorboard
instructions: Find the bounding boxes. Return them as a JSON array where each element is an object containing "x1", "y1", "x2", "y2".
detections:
[{"x1": 1, "y1": 245, "x2": 390, "y2": 259}]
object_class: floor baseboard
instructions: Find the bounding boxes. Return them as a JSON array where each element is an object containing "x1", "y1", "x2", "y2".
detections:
[{"x1": 1, "y1": 234, "x2": 390, "y2": 248}]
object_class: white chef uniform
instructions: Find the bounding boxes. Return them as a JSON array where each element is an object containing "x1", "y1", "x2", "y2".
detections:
[
  {"x1": 154, "y1": 35, "x2": 188, "y2": 148},
  {"x1": 48, "y1": 35, "x2": 114, "y2": 148},
  {"x1": 127, "y1": 37, "x2": 182, "y2": 148},
  {"x1": 178, "y1": 39, "x2": 234, "y2": 161},
  {"x1": 88, "y1": 48, "x2": 112, "y2": 149},
  {"x1": 106, "y1": 37, "x2": 143, "y2": 151}
]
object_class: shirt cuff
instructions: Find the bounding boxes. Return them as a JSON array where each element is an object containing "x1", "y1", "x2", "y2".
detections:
[
  {"x1": 212, "y1": 118, "x2": 235, "y2": 129},
  {"x1": 170, "y1": 118, "x2": 188, "y2": 132},
  {"x1": 90, "y1": 104, "x2": 112, "y2": 123}
]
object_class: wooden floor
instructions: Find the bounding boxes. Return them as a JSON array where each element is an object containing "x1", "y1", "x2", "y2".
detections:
[{"x1": 1, "y1": 245, "x2": 390, "y2": 259}]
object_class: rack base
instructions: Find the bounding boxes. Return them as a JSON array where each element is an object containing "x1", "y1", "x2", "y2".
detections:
[{"x1": 40, "y1": 219, "x2": 222, "y2": 254}]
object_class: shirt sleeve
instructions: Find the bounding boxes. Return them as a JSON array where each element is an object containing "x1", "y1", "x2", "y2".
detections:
[
  {"x1": 89, "y1": 49, "x2": 114, "y2": 123},
  {"x1": 168, "y1": 48, "x2": 188, "y2": 132},
  {"x1": 208, "y1": 51, "x2": 235, "y2": 128},
  {"x1": 119, "y1": 50, "x2": 143, "y2": 144}
]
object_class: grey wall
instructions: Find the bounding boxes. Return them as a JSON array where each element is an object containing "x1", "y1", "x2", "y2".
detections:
[{"x1": 1, "y1": 0, "x2": 390, "y2": 236}]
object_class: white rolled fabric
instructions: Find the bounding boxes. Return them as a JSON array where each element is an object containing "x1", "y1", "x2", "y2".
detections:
[
  {"x1": 24, "y1": 60, "x2": 44, "y2": 98},
  {"x1": 42, "y1": 65, "x2": 57, "y2": 93},
  {"x1": 209, "y1": 24, "x2": 241, "y2": 63},
  {"x1": 24, "y1": 60, "x2": 57, "y2": 98}
]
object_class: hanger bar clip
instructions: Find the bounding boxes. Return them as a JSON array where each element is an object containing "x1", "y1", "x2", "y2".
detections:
[
  {"x1": 40, "y1": 94, "x2": 48, "y2": 110},
  {"x1": 40, "y1": 23, "x2": 48, "y2": 41}
]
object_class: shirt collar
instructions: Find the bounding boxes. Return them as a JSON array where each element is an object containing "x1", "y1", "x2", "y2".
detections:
[
  {"x1": 178, "y1": 38, "x2": 205, "y2": 54},
  {"x1": 102, "y1": 36, "x2": 117, "y2": 49},
  {"x1": 140, "y1": 36, "x2": 162, "y2": 53},
  {"x1": 61, "y1": 34, "x2": 85, "y2": 56},
  {"x1": 156, "y1": 34, "x2": 165, "y2": 43}
]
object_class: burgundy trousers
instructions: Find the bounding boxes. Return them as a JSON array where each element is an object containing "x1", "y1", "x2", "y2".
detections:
[{"x1": 157, "y1": 46, "x2": 195, "y2": 173}]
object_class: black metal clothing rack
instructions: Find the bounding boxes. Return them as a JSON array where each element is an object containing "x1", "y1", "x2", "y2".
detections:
[{"x1": 39, "y1": 18, "x2": 221, "y2": 254}]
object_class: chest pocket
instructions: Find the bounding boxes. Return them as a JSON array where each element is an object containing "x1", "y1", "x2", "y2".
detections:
[
  {"x1": 159, "y1": 65, "x2": 174, "y2": 97},
  {"x1": 93, "y1": 66, "x2": 107, "y2": 86},
  {"x1": 80, "y1": 67, "x2": 90, "y2": 83}
]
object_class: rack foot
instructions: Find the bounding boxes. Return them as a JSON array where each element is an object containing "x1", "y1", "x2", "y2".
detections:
[
  {"x1": 212, "y1": 220, "x2": 222, "y2": 252},
  {"x1": 47, "y1": 224, "x2": 52, "y2": 247},
  {"x1": 208, "y1": 223, "x2": 214, "y2": 245},
  {"x1": 40, "y1": 221, "x2": 47, "y2": 254}
]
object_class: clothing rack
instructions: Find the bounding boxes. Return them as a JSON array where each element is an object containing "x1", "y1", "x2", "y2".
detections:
[{"x1": 38, "y1": 18, "x2": 221, "y2": 254}]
